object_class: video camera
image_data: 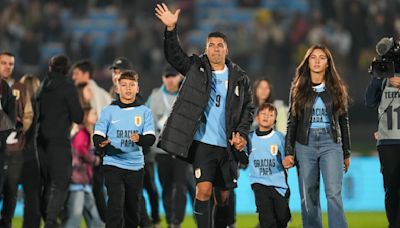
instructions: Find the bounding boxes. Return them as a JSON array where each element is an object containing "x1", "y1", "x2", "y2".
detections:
[{"x1": 369, "y1": 37, "x2": 400, "y2": 78}]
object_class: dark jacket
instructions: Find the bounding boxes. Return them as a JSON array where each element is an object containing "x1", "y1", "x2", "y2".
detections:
[
  {"x1": 285, "y1": 90, "x2": 351, "y2": 159},
  {"x1": 10, "y1": 81, "x2": 26, "y2": 128},
  {"x1": 0, "y1": 79, "x2": 16, "y2": 126},
  {"x1": 5, "y1": 81, "x2": 27, "y2": 153},
  {"x1": 158, "y1": 27, "x2": 254, "y2": 163},
  {"x1": 0, "y1": 80, "x2": 15, "y2": 145},
  {"x1": 37, "y1": 72, "x2": 83, "y2": 145},
  {"x1": 365, "y1": 77, "x2": 384, "y2": 109},
  {"x1": 24, "y1": 96, "x2": 38, "y2": 162}
]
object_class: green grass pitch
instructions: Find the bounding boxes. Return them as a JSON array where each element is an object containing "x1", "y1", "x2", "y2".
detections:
[{"x1": 11, "y1": 212, "x2": 388, "y2": 227}]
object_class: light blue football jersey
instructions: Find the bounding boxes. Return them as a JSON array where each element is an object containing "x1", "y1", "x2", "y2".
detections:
[
  {"x1": 248, "y1": 130, "x2": 288, "y2": 196},
  {"x1": 95, "y1": 104, "x2": 155, "y2": 171},
  {"x1": 194, "y1": 65, "x2": 228, "y2": 147}
]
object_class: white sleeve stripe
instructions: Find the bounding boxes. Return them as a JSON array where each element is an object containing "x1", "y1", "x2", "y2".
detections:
[
  {"x1": 94, "y1": 130, "x2": 106, "y2": 138},
  {"x1": 143, "y1": 131, "x2": 155, "y2": 136}
]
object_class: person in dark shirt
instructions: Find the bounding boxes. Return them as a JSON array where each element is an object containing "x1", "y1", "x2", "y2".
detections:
[
  {"x1": 37, "y1": 55, "x2": 83, "y2": 228},
  {"x1": 0, "y1": 51, "x2": 27, "y2": 228}
]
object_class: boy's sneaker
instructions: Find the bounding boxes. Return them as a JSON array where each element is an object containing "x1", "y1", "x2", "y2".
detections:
[{"x1": 228, "y1": 223, "x2": 237, "y2": 228}]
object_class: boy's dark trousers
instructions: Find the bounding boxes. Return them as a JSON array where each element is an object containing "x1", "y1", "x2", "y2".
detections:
[
  {"x1": 252, "y1": 183, "x2": 291, "y2": 228},
  {"x1": 378, "y1": 144, "x2": 400, "y2": 228},
  {"x1": 103, "y1": 165, "x2": 144, "y2": 228}
]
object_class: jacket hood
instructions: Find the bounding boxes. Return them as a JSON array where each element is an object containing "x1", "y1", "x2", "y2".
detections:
[
  {"x1": 111, "y1": 97, "x2": 142, "y2": 108},
  {"x1": 43, "y1": 72, "x2": 68, "y2": 91}
]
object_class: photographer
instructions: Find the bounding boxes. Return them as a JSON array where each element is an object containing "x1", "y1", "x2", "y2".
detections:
[{"x1": 365, "y1": 37, "x2": 400, "y2": 228}]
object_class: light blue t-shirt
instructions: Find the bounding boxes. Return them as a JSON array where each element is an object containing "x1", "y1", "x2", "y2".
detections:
[
  {"x1": 194, "y1": 65, "x2": 228, "y2": 147},
  {"x1": 310, "y1": 83, "x2": 330, "y2": 129},
  {"x1": 94, "y1": 104, "x2": 155, "y2": 171},
  {"x1": 248, "y1": 130, "x2": 288, "y2": 196},
  {"x1": 69, "y1": 184, "x2": 92, "y2": 193}
]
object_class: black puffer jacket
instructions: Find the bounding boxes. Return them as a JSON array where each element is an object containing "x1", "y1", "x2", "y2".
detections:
[
  {"x1": 285, "y1": 90, "x2": 351, "y2": 159},
  {"x1": 158, "y1": 27, "x2": 254, "y2": 163}
]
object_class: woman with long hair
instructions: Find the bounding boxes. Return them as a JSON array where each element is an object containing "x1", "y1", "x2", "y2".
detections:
[
  {"x1": 283, "y1": 45, "x2": 351, "y2": 228},
  {"x1": 252, "y1": 77, "x2": 274, "y2": 107},
  {"x1": 252, "y1": 77, "x2": 288, "y2": 134},
  {"x1": 19, "y1": 74, "x2": 41, "y2": 228}
]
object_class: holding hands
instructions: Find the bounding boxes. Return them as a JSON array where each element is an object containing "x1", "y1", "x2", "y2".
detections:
[
  {"x1": 344, "y1": 158, "x2": 351, "y2": 173},
  {"x1": 283, "y1": 155, "x2": 294, "y2": 169},
  {"x1": 229, "y1": 132, "x2": 247, "y2": 151},
  {"x1": 155, "y1": 3, "x2": 181, "y2": 31}
]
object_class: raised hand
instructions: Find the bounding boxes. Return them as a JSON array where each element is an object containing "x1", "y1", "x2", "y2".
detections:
[{"x1": 155, "y1": 3, "x2": 181, "y2": 31}]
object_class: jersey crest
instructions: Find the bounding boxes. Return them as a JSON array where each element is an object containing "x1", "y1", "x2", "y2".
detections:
[
  {"x1": 270, "y1": 144, "x2": 278, "y2": 156},
  {"x1": 134, "y1": 116, "x2": 142, "y2": 127}
]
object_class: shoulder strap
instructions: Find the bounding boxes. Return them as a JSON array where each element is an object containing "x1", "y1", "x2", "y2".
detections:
[{"x1": 381, "y1": 78, "x2": 388, "y2": 91}]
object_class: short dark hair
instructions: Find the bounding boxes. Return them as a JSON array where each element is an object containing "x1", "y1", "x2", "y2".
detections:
[
  {"x1": 119, "y1": 70, "x2": 139, "y2": 82},
  {"x1": 257, "y1": 103, "x2": 277, "y2": 116},
  {"x1": 207, "y1": 31, "x2": 228, "y2": 45},
  {"x1": 49, "y1": 55, "x2": 70, "y2": 74},
  {"x1": 0, "y1": 51, "x2": 15, "y2": 58},
  {"x1": 72, "y1": 60, "x2": 94, "y2": 78},
  {"x1": 162, "y1": 65, "x2": 179, "y2": 77}
]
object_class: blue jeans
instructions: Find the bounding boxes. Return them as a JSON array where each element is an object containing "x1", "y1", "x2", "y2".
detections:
[
  {"x1": 63, "y1": 190, "x2": 105, "y2": 228},
  {"x1": 295, "y1": 128, "x2": 347, "y2": 228}
]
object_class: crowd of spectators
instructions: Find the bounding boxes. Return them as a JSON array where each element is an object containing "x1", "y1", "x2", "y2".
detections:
[{"x1": 0, "y1": 0, "x2": 398, "y2": 101}]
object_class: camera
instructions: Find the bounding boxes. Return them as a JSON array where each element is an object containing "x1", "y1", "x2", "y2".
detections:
[{"x1": 369, "y1": 37, "x2": 400, "y2": 78}]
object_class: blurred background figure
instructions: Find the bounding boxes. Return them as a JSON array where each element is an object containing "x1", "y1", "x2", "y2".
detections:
[
  {"x1": 252, "y1": 77, "x2": 288, "y2": 134},
  {"x1": 19, "y1": 74, "x2": 41, "y2": 228},
  {"x1": 0, "y1": 51, "x2": 26, "y2": 228},
  {"x1": 63, "y1": 105, "x2": 104, "y2": 228},
  {"x1": 147, "y1": 65, "x2": 186, "y2": 228},
  {"x1": 0, "y1": 0, "x2": 388, "y2": 149},
  {"x1": 71, "y1": 59, "x2": 112, "y2": 115},
  {"x1": 37, "y1": 55, "x2": 83, "y2": 228}
]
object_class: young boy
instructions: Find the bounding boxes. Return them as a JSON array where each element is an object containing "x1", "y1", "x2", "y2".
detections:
[
  {"x1": 93, "y1": 71, "x2": 155, "y2": 228},
  {"x1": 248, "y1": 103, "x2": 291, "y2": 228}
]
